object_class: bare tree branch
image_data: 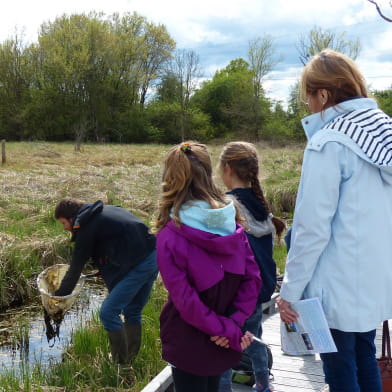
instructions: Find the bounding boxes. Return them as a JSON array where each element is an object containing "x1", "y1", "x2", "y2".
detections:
[
  {"x1": 296, "y1": 26, "x2": 361, "y2": 65},
  {"x1": 367, "y1": 0, "x2": 392, "y2": 22}
]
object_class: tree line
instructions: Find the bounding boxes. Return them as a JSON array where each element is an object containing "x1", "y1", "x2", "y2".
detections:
[{"x1": 0, "y1": 12, "x2": 390, "y2": 146}]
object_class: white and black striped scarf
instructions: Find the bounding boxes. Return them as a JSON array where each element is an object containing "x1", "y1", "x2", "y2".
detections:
[{"x1": 325, "y1": 108, "x2": 392, "y2": 166}]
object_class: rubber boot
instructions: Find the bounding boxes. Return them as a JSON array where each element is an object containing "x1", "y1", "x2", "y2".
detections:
[
  {"x1": 124, "y1": 323, "x2": 142, "y2": 362},
  {"x1": 107, "y1": 328, "x2": 128, "y2": 364}
]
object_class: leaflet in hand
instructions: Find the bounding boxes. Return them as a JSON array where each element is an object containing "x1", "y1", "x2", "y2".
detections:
[{"x1": 280, "y1": 297, "x2": 337, "y2": 355}]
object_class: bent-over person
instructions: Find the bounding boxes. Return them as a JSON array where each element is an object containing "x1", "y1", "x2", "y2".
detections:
[{"x1": 54, "y1": 198, "x2": 158, "y2": 365}]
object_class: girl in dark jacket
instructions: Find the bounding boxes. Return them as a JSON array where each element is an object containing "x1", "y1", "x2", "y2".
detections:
[{"x1": 218, "y1": 141, "x2": 285, "y2": 392}]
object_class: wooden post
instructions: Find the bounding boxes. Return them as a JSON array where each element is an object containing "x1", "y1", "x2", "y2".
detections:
[{"x1": 1, "y1": 140, "x2": 5, "y2": 164}]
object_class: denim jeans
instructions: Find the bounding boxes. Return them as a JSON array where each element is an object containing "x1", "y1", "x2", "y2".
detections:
[
  {"x1": 172, "y1": 367, "x2": 221, "y2": 392},
  {"x1": 320, "y1": 329, "x2": 382, "y2": 392},
  {"x1": 219, "y1": 305, "x2": 270, "y2": 392},
  {"x1": 100, "y1": 250, "x2": 158, "y2": 331}
]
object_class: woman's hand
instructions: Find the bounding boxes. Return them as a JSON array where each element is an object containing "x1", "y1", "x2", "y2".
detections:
[
  {"x1": 210, "y1": 335, "x2": 229, "y2": 348},
  {"x1": 240, "y1": 331, "x2": 254, "y2": 350},
  {"x1": 277, "y1": 296, "x2": 299, "y2": 323}
]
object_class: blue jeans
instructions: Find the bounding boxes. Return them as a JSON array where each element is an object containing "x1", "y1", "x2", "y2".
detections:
[
  {"x1": 320, "y1": 329, "x2": 382, "y2": 392},
  {"x1": 219, "y1": 306, "x2": 270, "y2": 391},
  {"x1": 100, "y1": 250, "x2": 158, "y2": 331}
]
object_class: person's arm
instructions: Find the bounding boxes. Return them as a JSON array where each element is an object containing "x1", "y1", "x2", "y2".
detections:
[
  {"x1": 280, "y1": 142, "x2": 349, "y2": 303},
  {"x1": 225, "y1": 238, "x2": 261, "y2": 327},
  {"x1": 157, "y1": 237, "x2": 254, "y2": 352},
  {"x1": 54, "y1": 229, "x2": 94, "y2": 296}
]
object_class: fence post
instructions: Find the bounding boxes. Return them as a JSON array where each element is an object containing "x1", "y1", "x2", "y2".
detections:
[{"x1": 1, "y1": 140, "x2": 5, "y2": 164}]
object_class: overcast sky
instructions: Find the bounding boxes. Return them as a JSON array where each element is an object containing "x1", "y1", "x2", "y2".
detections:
[{"x1": 1, "y1": 0, "x2": 392, "y2": 105}]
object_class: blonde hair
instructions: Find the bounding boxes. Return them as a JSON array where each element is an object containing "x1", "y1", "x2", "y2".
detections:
[
  {"x1": 156, "y1": 141, "x2": 228, "y2": 231},
  {"x1": 299, "y1": 49, "x2": 368, "y2": 108},
  {"x1": 219, "y1": 141, "x2": 286, "y2": 238}
]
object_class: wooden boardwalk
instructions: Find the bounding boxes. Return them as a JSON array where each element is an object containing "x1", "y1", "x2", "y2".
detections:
[
  {"x1": 233, "y1": 305, "x2": 387, "y2": 392},
  {"x1": 142, "y1": 299, "x2": 387, "y2": 392}
]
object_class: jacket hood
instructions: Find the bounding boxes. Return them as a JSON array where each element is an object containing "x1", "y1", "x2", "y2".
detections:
[
  {"x1": 173, "y1": 200, "x2": 236, "y2": 236},
  {"x1": 73, "y1": 200, "x2": 103, "y2": 229},
  {"x1": 227, "y1": 188, "x2": 268, "y2": 221},
  {"x1": 165, "y1": 220, "x2": 246, "y2": 256},
  {"x1": 303, "y1": 98, "x2": 392, "y2": 185}
]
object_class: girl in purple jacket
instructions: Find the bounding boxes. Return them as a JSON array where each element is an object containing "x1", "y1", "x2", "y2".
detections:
[{"x1": 156, "y1": 141, "x2": 262, "y2": 392}]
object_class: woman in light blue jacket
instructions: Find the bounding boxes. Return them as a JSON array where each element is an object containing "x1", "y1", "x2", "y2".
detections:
[{"x1": 278, "y1": 49, "x2": 392, "y2": 392}]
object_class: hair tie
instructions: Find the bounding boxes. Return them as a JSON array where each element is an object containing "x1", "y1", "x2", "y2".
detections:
[{"x1": 180, "y1": 143, "x2": 192, "y2": 152}]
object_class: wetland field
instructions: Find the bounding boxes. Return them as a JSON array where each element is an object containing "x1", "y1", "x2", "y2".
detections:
[{"x1": 0, "y1": 141, "x2": 303, "y2": 391}]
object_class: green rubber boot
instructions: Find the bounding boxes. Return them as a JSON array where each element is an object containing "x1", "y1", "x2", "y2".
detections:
[
  {"x1": 124, "y1": 323, "x2": 142, "y2": 362},
  {"x1": 107, "y1": 328, "x2": 128, "y2": 364}
]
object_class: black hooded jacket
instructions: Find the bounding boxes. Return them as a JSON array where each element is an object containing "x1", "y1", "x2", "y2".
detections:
[
  {"x1": 228, "y1": 188, "x2": 277, "y2": 304},
  {"x1": 55, "y1": 200, "x2": 156, "y2": 295}
]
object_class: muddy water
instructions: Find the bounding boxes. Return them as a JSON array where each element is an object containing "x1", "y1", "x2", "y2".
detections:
[{"x1": 0, "y1": 282, "x2": 107, "y2": 373}]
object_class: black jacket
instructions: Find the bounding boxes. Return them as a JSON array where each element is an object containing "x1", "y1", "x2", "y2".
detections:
[
  {"x1": 55, "y1": 200, "x2": 156, "y2": 295},
  {"x1": 228, "y1": 188, "x2": 277, "y2": 304}
]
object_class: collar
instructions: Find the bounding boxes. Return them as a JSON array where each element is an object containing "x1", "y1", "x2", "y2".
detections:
[{"x1": 301, "y1": 98, "x2": 378, "y2": 140}]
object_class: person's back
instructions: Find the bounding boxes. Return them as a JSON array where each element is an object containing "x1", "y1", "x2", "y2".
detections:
[
  {"x1": 75, "y1": 202, "x2": 155, "y2": 290},
  {"x1": 226, "y1": 187, "x2": 277, "y2": 304},
  {"x1": 278, "y1": 49, "x2": 392, "y2": 392},
  {"x1": 56, "y1": 200, "x2": 156, "y2": 294},
  {"x1": 158, "y1": 207, "x2": 259, "y2": 376}
]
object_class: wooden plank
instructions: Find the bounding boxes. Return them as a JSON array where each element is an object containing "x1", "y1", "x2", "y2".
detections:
[
  {"x1": 142, "y1": 297, "x2": 390, "y2": 392},
  {"x1": 234, "y1": 311, "x2": 390, "y2": 392},
  {"x1": 233, "y1": 310, "x2": 326, "y2": 392},
  {"x1": 140, "y1": 365, "x2": 173, "y2": 392}
]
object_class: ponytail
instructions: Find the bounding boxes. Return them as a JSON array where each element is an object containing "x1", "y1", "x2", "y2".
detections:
[
  {"x1": 271, "y1": 216, "x2": 286, "y2": 241},
  {"x1": 220, "y1": 141, "x2": 286, "y2": 239},
  {"x1": 251, "y1": 176, "x2": 286, "y2": 240}
]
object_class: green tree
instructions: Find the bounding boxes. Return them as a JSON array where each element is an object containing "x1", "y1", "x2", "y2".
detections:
[
  {"x1": 15, "y1": 12, "x2": 176, "y2": 144},
  {"x1": 33, "y1": 13, "x2": 110, "y2": 145},
  {"x1": 285, "y1": 83, "x2": 308, "y2": 141},
  {"x1": 155, "y1": 72, "x2": 182, "y2": 103},
  {"x1": 147, "y1": 60, "x2": 212, "y2": 144},
  {"x1": 138, "y1": 22, "x2": 175, "y2": 106},
  {"x1": 192, "y1": 58, "x2": 271, "y2": 139},
  {"x1": 168, "y1": 49, "x2": 202, "y2": 140},
  {"x1": 374, "y1": 87, "x2": 392, "y2": 116},
  {"x1": 0, "y1": 32, "x2": 32, "y2": 140}
]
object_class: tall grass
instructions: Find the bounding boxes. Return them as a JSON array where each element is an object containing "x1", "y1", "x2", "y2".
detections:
[{"x1": 0, "y1": 141, "x2": 302, "y2": 309}]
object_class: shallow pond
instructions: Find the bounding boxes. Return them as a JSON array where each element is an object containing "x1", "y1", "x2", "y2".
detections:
[{"x1": 0, "y1": 282, "x2": 107, "y2": 373}]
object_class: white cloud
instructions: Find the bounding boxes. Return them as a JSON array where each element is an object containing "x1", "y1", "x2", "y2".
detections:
[
  {"x1": 264, "y1": 67, "x2": 303, "y2": 107},
  {"x1": 358, "y1": 58, "x2": 392, "y2": 91}
]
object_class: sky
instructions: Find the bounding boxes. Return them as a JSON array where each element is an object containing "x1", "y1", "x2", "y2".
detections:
[{"x1": 1, "y1": 0, "x2": 392, "y2": 106}]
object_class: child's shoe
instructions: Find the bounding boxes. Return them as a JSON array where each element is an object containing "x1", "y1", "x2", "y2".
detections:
[{"x1": 252, "y1": 383, "x2": 273, "y2": 392}]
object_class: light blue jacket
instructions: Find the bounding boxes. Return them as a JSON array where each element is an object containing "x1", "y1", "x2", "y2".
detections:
[{"x1": 280, "y1": 98, "x2": 392, "y2": 332}]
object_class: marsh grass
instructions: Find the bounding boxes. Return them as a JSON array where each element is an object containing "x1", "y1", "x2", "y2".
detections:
[{"x1": 0, "y1": 141, "x2": 303, "y2": 390}]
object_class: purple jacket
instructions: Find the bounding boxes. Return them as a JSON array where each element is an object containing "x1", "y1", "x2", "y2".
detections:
[{"x1": 157, "y1": 220, "x2": 261, "y2": 376}]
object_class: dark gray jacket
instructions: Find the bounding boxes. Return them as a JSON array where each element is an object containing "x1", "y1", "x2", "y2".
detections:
[{"x1": 55, "y1": 200, "x2": 155, "y2": 295}]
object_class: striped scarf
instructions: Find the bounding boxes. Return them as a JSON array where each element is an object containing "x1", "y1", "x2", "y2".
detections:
[{"x1": 325, "y1": 108, "x2": 392, "y2": 166}]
